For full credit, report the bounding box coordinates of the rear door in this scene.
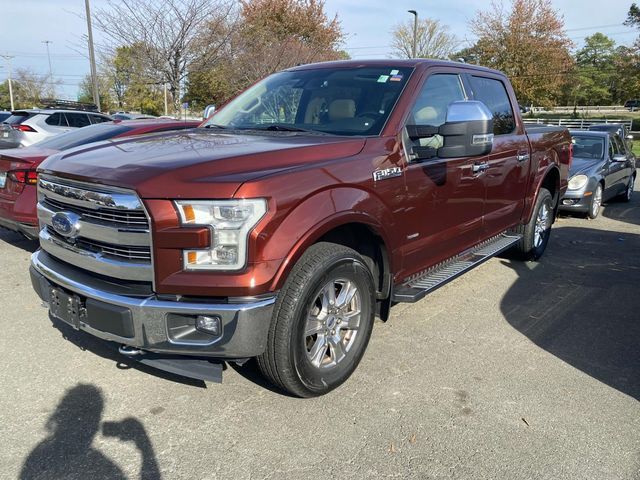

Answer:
[465,74,530,237]
[44,112,72,136]
[401,72,486,273]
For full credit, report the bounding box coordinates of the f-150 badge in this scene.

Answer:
[373,167,402,181]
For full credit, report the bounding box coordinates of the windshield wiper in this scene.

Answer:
[203,124,227,129]
[251,124,329,135]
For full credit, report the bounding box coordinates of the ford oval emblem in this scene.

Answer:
[51,211,81,238]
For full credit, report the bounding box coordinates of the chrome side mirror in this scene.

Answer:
[406,101,494,160]
[612,154,627,163]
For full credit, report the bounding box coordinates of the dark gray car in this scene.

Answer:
[560,131,636,218]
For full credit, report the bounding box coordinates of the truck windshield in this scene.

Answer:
[204,66,414,136]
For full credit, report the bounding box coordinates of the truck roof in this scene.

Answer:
[287,59,504,76]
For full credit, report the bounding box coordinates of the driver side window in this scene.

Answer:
[408,74,466,149]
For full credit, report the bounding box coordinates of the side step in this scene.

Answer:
[392,233,522,303]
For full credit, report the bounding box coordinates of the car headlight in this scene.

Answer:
[174,199,267,271]
[568,174,588,190]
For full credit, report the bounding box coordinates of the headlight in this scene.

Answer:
[174,199,267,271]
[568,174,588,190]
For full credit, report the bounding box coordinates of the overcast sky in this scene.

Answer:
[0,0,637,100]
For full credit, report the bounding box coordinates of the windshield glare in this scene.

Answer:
[205,66,413,136]
[572,136,604,159]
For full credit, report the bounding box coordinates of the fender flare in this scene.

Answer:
[263,188,394,291]
[524,163,561,223]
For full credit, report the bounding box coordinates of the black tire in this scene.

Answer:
[513,187,554,261]
[257,242,376,397]
[620,174,635,203]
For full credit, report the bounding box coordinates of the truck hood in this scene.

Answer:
[38,129,366,199]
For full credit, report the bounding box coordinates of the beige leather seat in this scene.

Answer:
[329,99,356,121]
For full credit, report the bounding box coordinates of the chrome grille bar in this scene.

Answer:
[36,175,153,283]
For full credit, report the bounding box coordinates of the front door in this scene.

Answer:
[400,73,485,277]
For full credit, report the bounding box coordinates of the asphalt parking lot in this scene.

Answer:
[1,186,638,480]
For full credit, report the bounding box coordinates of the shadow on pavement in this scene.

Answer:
[601,194,640,226]
[0,229,38,253]
[50,317,207,389]
[500,225,640,401]
[20,384,161,480]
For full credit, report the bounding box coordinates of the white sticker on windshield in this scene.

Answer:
[377,75,390,83]
[390,69,399,75]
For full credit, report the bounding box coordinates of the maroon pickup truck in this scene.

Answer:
[30,60,571,397]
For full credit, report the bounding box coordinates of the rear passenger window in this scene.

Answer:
[89,114,110,124]
[45,113,68,126]
[65,113,91,128]
[469,76,516,135]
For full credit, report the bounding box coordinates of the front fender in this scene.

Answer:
[260,187,395,291]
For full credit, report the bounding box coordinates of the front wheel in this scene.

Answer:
[257,242,376,397]
[588,183,603,219]
[513,187,554,260]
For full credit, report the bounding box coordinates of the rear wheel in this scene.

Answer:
[513,188,553,260]
[588,184,603,219]
[257,242,376,397]
[620,175,635,203]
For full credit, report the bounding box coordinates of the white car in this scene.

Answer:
[0,109,112,149]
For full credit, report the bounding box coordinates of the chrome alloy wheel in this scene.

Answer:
[304,278,361,369]
[534,201,551,248]
[627,177,634,201]
[591,185,603,218]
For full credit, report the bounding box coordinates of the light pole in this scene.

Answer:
[0,54,15,111]
[408,10,418,59]
[85,0,101,111]
[42,40,53,96]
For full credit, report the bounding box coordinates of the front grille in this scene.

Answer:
[37,175,153,283]
[46,227,151,262]
[43,197,149,226]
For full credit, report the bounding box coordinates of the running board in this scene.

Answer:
[392,233,522,303]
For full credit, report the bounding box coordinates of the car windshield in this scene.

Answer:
[572,135,604,159]
[204,66,414,136]
[34,123,133,151]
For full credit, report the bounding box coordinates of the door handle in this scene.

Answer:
[472,162,489,174]
[517,152,530,162]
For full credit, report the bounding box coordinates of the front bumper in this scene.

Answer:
[30,249,276,359]
[559,189,592,213]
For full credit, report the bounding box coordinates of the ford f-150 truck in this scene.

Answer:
[30,60,571,397]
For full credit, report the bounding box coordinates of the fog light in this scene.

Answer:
[195,315,221,336]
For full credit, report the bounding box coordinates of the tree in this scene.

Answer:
[185,0,346,107]
[464,0,573,108]
[233,0,345,83]
[1,69,58,109]
[572,33,617,105]
[94,0,235,113]
[625,3,640,27]
[390,18,457,59]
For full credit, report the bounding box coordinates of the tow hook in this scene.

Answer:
[119,345,144,356]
